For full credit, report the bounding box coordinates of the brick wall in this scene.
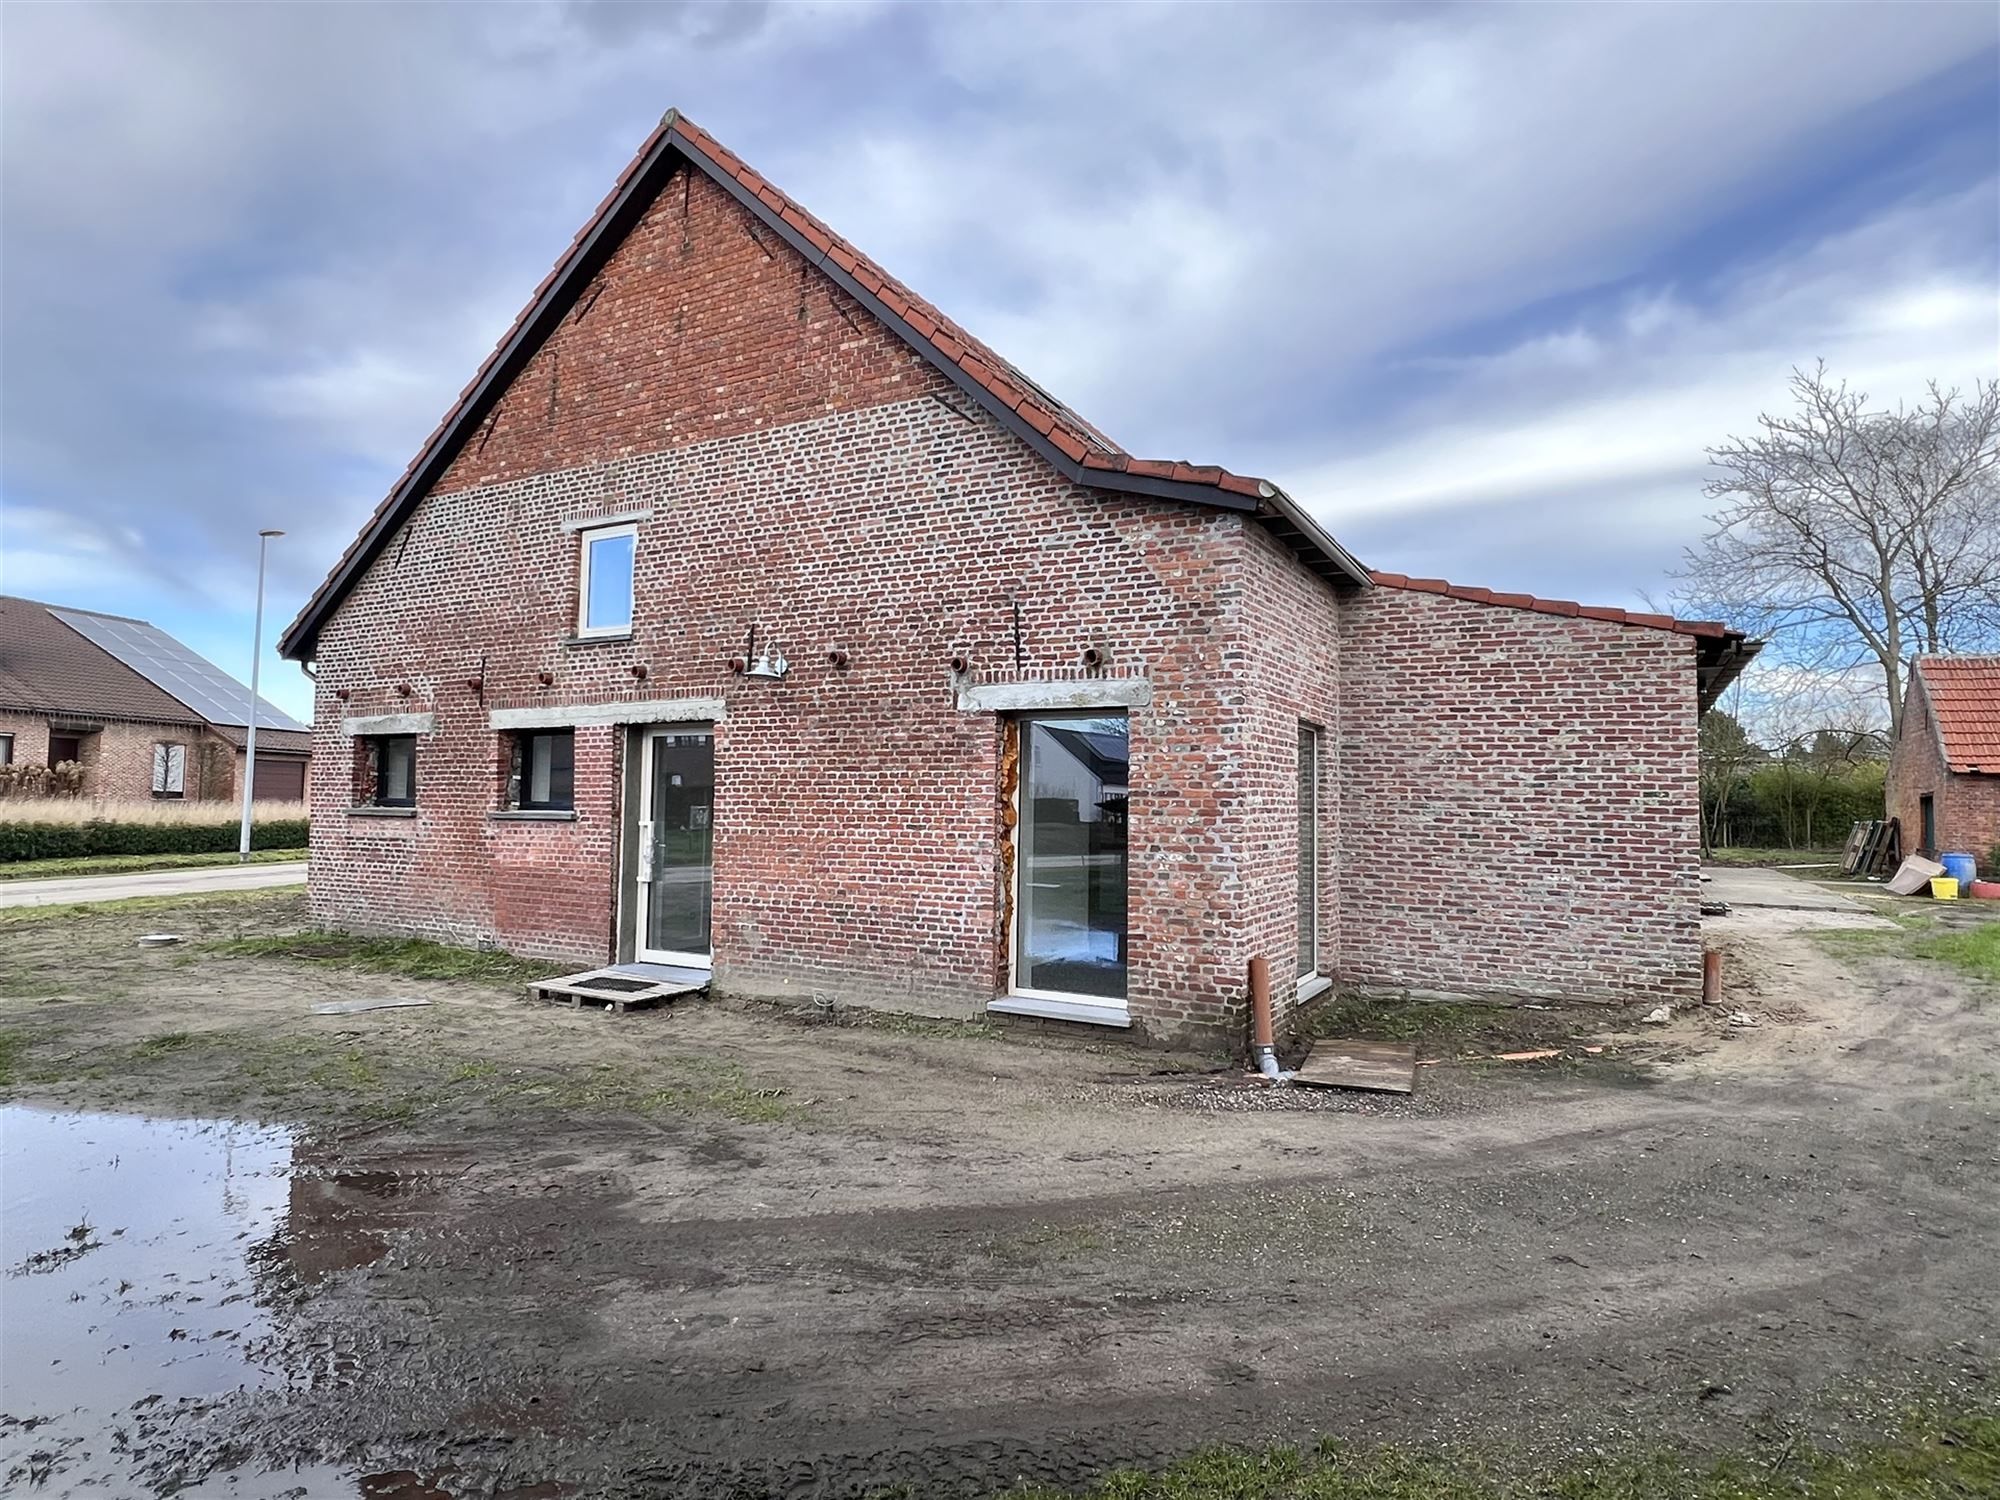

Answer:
[1236,525,1342,1035]
[1336,586,1703,1005]
[1888,680,2000,867]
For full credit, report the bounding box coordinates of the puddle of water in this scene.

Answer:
[1,1106,540,1497]
[2,1106,297,1417]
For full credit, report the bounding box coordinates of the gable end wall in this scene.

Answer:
[1335,588,1701,1005]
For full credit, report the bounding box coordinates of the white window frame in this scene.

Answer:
[0,733,12,765]
[576,522,638,638]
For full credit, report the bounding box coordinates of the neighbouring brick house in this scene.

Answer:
[0,595,311,803]
[278,112,1755,1043]
[1887,656,2000,868]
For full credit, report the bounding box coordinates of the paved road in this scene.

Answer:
[0,862,307,909]
[1700,862,1868,912]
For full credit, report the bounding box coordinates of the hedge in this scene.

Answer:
[0,818,310,863]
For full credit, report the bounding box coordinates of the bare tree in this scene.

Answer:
[1677,364,2000,738]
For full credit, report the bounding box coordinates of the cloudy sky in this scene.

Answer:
[3,2,1996,720]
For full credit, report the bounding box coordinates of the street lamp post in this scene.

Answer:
[239,528,285,863]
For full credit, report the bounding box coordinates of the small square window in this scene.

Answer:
[368,735,417,808]
[577,523,636,636]
[152,742,187,799]
[507,730,575,812]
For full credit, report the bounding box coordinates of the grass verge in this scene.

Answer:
[1702,846,1846,868]
[0,887,298,928]
[998,1405,1999,1499]
[204,931,562,985]
[0,848,307,881]
[1820,912,2000,989]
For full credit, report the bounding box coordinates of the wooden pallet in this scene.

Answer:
[529,967,708,1014]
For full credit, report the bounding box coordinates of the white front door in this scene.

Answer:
[634,727,714,968]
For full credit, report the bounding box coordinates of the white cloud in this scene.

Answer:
[1,0,1994,627]
[1298,181,2000,534]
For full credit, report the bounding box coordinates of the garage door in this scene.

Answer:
[253,757,307,802]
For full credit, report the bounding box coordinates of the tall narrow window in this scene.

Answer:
[508,730,575,812]
[1015,715,1130,1002]
[577,523,636,636]
[0,734,13,765]
[1298,724,1320,979]
[1920,793,1937,855]
[151,742,187,799]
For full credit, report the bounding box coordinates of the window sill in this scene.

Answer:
[1297,973,1333,1004]
[490,809,577,822]
[988,994,1132,1029]
[345,805,416,818]
[561,631,632,648]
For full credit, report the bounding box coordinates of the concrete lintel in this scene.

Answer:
[559,508,653,533]
[489,697,725,731]
[956,678,1152,714]
[340,712,436,737]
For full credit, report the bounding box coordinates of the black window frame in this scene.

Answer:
[369,734,418,808]
[508,729,576,812]
[151,741,188,800]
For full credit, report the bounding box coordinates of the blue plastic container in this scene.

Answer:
[1940,851,1977,889]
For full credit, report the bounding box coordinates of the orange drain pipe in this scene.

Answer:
[1249,955,1289,1081]
[1702,950,1722,1006]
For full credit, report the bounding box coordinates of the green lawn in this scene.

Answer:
[1001,1406,1999,1500]
[1819,912,2000,988]
[0,847,307,881]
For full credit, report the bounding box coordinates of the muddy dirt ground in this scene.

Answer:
[1,888,1996,1498]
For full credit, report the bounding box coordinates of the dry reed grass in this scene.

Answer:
[0,799,308,826]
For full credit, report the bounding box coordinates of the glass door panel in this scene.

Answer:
[641,730,713,963]
[1016,715,1129,1001]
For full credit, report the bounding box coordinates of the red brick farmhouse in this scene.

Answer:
[278,112,1755,1043]
[1887,656,2000,868]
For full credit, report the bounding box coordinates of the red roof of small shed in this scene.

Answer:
[1916,656,2000,773]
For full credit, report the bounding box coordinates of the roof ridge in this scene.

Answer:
[3,594,153,627]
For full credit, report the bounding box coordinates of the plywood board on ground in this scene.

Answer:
[1886,856,1946,896]
[1291,1039,1418,1094]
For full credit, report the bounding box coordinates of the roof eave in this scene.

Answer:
[1695,634,1761,714]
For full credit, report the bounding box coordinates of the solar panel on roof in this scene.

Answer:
[49,609,308,732]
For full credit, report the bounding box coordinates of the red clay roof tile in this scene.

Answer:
[1916,656,2000,772]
